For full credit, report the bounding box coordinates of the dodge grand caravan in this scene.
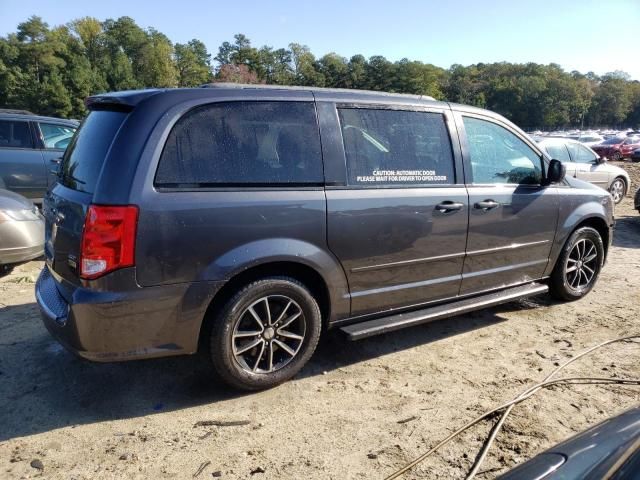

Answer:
[37,85,614,390]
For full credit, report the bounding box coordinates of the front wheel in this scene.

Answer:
[610,151,622,161]
[549,227,604,301]
[208,277,322,390]
[609,177,626,204]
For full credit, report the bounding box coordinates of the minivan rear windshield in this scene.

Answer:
[60,110,127,194]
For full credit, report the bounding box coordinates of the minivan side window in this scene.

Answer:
[337,108,455,186]
[155,102,323,187]
[567,142,597,164]
[0,120,33,149]
[544,143,571,163]
[39,123,77,150]
[463,116,543,185]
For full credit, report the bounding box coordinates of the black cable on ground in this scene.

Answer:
[384,335,640,480]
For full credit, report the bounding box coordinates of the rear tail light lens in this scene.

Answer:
[80,205,138,279]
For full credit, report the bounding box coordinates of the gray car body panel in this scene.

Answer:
[36,86,614,361]
[0,113,78,202]
[0,188,44,265]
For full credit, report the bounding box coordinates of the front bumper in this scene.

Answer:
[36,265,223,362]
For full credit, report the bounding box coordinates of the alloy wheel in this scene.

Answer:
[564,238,598,290]
[609,179,625,204]
[231,295,306,374]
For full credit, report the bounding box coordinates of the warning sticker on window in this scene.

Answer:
[356,170,448,183]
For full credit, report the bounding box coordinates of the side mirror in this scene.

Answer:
[596,156,605,164]
[545,159,566,185]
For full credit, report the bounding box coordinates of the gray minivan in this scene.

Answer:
[36,85,614,390]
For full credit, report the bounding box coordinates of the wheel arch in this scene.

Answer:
[197,259,347,353]
[610,175,628,195]
[574,217,610,255]
[545,212,611,277]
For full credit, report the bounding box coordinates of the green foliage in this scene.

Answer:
[1,16,639,129]
[175,40,212,86]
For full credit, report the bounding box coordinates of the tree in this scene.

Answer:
[317,52,348,88]
[137,29,178,87]
[69,17,103,67]
[216,63,260,84]
[175,39,212,86]
[588,72,632,127]
[346,55,367,89]
[365,55,395,91]
[289,43,324,86]
[1,17,638,129]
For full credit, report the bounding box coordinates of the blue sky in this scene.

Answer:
[1,0,638,79]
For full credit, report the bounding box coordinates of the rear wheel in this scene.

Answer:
[0,264,14,278]
[610,151,622,161]
[207,277,321,390]
[609,177,626,204]
[549,227,604,301]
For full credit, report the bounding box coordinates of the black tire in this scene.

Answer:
[0,264,14,278]
[608,177,627,204]
[208,277,321,390]
[549,226,604,301]
[611,151,622,161]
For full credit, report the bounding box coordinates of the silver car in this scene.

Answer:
[0,189,44,276]
[535,137,631,204]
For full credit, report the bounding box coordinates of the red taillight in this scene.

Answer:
[80,205,138,279]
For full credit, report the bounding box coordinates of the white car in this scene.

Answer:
[576,134,604,147]
[535,137,631,204]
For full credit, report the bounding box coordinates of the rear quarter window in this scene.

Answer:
[61,111,127,194]
[155,101,323,187]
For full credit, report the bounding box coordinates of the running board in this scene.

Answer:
[340,282,549,341]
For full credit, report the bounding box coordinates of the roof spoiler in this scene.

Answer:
[85,89,163,112]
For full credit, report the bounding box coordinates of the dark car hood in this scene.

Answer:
[500,407,640,479]
[0,188,35,211]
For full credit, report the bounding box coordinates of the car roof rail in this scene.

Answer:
[199,82,436,101]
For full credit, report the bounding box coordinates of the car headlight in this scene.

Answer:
[0,207,41,222]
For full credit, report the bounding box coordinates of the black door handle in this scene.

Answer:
[435,201,464,213]
[474,200,500,211]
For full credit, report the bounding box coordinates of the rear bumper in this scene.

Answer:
[36,265,223,362]
[0,244,43,265]
[0,219,44,265]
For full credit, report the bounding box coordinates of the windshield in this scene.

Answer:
[60,111,127,194]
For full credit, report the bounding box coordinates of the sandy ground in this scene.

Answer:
[1,163,639,479]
